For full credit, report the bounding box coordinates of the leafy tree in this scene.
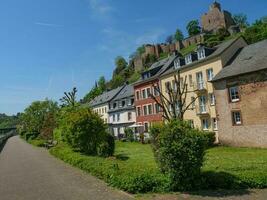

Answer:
[0,113,20,129]
[261,16,267,24]
[18,100,58,139]
[174,28,184,41]
[113,56,128,77]
[60,87,78,107]
[110,74,125,89]
[233,13,249,29]
[243,21,267,44]
[98,76,106,91]
[165,35,174,44]
[136,45,145,55]
[186,20,201,36]
[59,107,114,156]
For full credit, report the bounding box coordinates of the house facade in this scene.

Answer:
[212,39,267,147]
[89,86,124,124]
[133,55,177,133]
[108,84,136,138]
[159,37,247,140]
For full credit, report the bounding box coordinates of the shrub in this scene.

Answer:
[203,131,216,147]
[59,107,113,157]
[124,128,134,142]
[150,120,210,191]
[98,134,115,157]
[53,128,63,143]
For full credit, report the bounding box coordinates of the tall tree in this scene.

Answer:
[233,13,249,29]
[174,28,184,41]
[113,56,128,77]
[186,20,201,36]
[150,71,197,121]
[98,76,106,91]
[60,87,78,107]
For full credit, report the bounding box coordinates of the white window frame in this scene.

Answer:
[198,48,205,60]
[136,106,141,116]
[232,111,242,125]
[202,118,209,130]
[185,54,192,64]
[209,93,216,106]
[229,86,240,102]
[207,68,214,81]
[212,118,218,130]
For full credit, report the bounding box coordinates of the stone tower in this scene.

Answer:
[201,1,236,33]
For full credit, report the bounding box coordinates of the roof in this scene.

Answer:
[112,84,134,101]
[161,37,245,77]
[133,55,177,85]
[212,39,267,81]
[89,85,124,107]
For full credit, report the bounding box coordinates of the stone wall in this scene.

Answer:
[214,72,267,148]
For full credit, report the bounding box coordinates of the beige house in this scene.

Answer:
[212,39,267,147]
[159,37,247,140]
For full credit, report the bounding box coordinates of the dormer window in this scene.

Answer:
[113,102,117,109]
[185,54,192,64]
[143,72,150,79]
[174,59,180,69]
[197,48,206,60]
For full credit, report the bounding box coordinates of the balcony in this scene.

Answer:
[195,104,210,116]
[193,82,207,95]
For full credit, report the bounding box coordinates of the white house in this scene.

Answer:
[108,84,136,138]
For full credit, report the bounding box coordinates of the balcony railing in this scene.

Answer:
[195,104,210,116]
[193,82,207,94]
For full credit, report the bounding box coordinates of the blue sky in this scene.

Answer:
[0,0,266,115]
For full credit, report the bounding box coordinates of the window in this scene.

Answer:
[207,68,214,81]
[146,88,151,98]
[136,91,140,100]
[142,89,146,99]
[165,81,171,92]
[144,122,149,132]
[113,103,117,109]
[232,111,242,125]
[117,113,120,122]
[172,80,177,91]
[153,86,160,96]
[174,59,180,69]
[212,118,218,130]
[229,86,239,102]
[128,112,132,121]
[143,105,148,116]
[199,95,207,113]
[155,103,161,113]
[148,104,152,115]
[180,77,184,88]
[104,107,107,113]
[131,98,134,105]
[112,114,115,122]
[102,108,104,113]
[197,48,205,59]
[185,54,192,64]
[121,100,125,107]
[196,72,204,90]
[137,107,141,116]
[189,74,193,87]
[202,118,209,130]
[188,120,194,128]
[209,93,216,105]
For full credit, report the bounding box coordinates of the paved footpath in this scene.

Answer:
[0,136,133,200]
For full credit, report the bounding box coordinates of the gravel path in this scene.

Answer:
[0,136,133,200]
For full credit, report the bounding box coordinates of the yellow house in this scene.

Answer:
[159,37,247,140]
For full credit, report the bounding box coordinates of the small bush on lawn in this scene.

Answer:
[150,120,211,191]
[124,128,134,142]
[29,138,47,147]
[59,107,114,157]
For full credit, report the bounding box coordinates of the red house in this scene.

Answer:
[133,55,177,133]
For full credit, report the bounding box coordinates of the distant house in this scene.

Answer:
[89,86,125,124]
[108,84,136,138]
[212,39,267,148]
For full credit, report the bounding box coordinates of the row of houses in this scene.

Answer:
[89,37,267,148]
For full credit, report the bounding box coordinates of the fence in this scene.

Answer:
[0,129,17,146]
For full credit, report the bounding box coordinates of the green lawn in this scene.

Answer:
[50,141,267,193]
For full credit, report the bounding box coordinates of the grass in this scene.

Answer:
[49,141,267,193]
[180,43,197,56]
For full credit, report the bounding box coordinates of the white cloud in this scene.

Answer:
[35,22,63,27]
[87,0,114,20]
